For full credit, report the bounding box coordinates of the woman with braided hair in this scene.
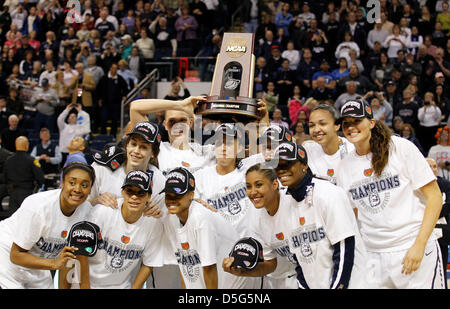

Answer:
[336,99,446,289]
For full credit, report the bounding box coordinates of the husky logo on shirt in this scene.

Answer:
[175,248,201,283]
[289,224,326,264]
[273,241,297,265]
[348,172,400,214]
[207,183,249,223]
[100,239,144,273]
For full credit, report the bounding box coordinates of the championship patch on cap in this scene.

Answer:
[274,142,308,164]
[337,99,373,123]
[67,221,102,257]
[160,167,195,195]
[92,142,125,171]
[121,170,153,193]
[128,121,161,144]
[229,237,264,270]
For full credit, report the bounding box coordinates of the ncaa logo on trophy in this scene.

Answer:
[197,33,260,124]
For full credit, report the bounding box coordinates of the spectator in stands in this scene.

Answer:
[85,55,105,89]
[273,58,295,114]
[6,87,23,122]
[1,114,26,152]
[18,49,33,77]
[164,76,191,101]
[296,47,319,96]
[0,96,12,131]
[22,59,42,88]
[371,51,394,91]
[57,103,91,165]
[334,80,360,112]
[190,0,208,37]
[39,60,56,86]
[367,20,389,51]
[257,29,276,60]
[253,56,270,100]
[338,10,366,55]
[435,83,450,120]
[175,5,198,57]
[99,42,121,73]
[126,46,145,81]
[30,127,62,177]
[21,5,41,36]
[270,108,289,130]
[149,14,177,60]
[428,126,450,181]
[69,62,96,118]
[369,92,393,127]
[263,80,278,113]
[98,63,128,136]
[335,30,360,66]
[297,2,315,27]
[418,92,442,154]
[348,48,364,73]
[75,42,92,69]
[383,24,407,61]
[307,76,334,103]
[52,70,71,106]
[255,13,277,45]
[331,57,349,82]
[338,64,374,95]
[118,59,138,91]
[95,10,116,39]
[275,2,293,36]
[400,123,425,155]
[15,34,34,62]
[395,87,420,130]
[31,78,60,132]
[281,40,300,71]
[135,29,154,61]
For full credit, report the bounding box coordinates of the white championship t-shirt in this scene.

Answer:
[427,144,450,180]
[251,190,298,283]
[87,200,165,289]
[0,189,92,288]
[336,135,437,252]
[162,201,247,289]
[157,141,216,176]
[282,179,370,289]
[302,138,354,184]
[89,163,166,210]
[193,154,265,238]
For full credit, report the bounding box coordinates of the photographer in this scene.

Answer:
[57,103,91,166]
[30,78,60,133]
[69,62,96,119]
[418,92,442,154]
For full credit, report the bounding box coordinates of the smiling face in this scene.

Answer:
[126,134,154,170]
[341,117,376,148]
[275,160,307,189]
[165,191,194,222]
[308,109,340,146]
[246,170,279,210]
[121,185,150,216]
[60,169,93,213]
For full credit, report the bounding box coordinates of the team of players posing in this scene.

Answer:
[0,95,446,289]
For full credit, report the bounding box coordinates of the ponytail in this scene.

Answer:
[369,121,392,177]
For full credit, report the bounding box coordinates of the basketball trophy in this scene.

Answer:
[197,33,260,123]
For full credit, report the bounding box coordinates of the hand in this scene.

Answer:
[256,98,268,120]
[52,246,78,270]
[96,192,118,208]
[179,95,207,117]
[194,198,218,212]
[222,257,243,276]
[143,200,163,218]
[401,242,426,275]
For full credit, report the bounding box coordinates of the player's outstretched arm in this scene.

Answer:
[128,96,206,134]
[10,243,77,271]
[222,257,277,277]
[402,180,443,275]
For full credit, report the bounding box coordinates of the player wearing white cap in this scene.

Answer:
[272,142,370,289]
[0,162,95,289]
[161,167,247,289]
[303,104,354,184]
[74,170,164,289]
[336,99,446,288]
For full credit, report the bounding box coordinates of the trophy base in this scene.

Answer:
[197,96,260,123]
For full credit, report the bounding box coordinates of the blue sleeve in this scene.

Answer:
[293,255,309,289]
[330,236,355,289]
